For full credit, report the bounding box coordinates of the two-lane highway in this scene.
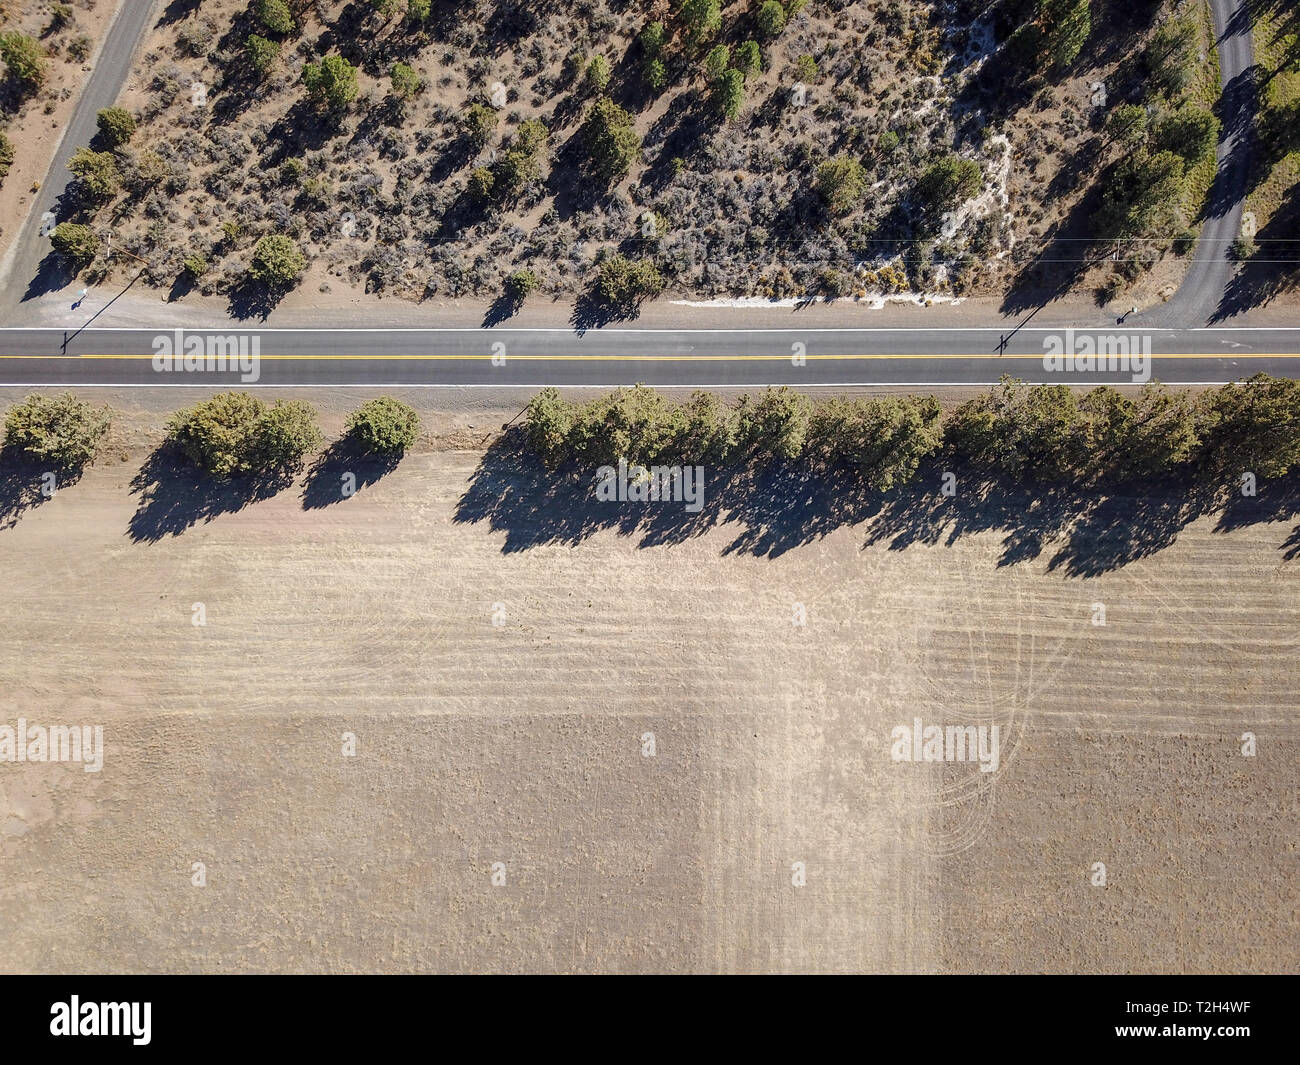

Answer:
[0,326,1296,387]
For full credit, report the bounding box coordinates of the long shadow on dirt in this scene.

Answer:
[0,448,86,530]
[127,446,294,543]
[454,429,1298,575]
[300,438,402,509]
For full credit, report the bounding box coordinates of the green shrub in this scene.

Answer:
[1093,149,1186,239]
[586,54,610,91]
[1078,383,1200,480]
[580,98,641,183]
[50,222,100,267]
[346,397,420,456]
[68,148,119,201]
[816,155,866,216]
[914,154,982,217]
[167,392,320,477]
[506,268,539,302]
[1197,374,1300,479]
[757,1,787,38]
[249,234,305,287]
[462,102,499,147]
[640,21,667,57]
[303,54,358,112]
[713,68,745,119]
[96,107,136,147]
[467,166,495,202]
[680,0,722,47]
[1151,106,1219,165]
[0,131,13,184]
[704,45,730,81]
[594,254,664,305]
[735,41,763,79]
[946,378,1082,481]
[568,385,676,467]
[1012,0,1091,73]
[4,392,110,469]
[254,0,295,36]
[390,61,421,99]
[1107,103,1147,145]
[1230,235,1257,260]
[247,33,280,75]
[808,395,943,489]
[524,387,574,467]
[644,57,667,92]
[1041,0,1090,70]
[0,32,46,92]
[734,386,811,460]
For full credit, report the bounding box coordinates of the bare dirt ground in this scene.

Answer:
[0,0,117,262]
[0,424,1296,973]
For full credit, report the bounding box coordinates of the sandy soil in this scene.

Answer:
[0,0,118,262]
[0,430,1295,973]
[0,281,1201,331]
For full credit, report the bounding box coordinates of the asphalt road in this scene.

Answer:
[0,0,1281,391]
[0,326,1295,387]
[1154,0,1256,327]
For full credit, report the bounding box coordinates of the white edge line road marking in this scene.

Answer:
[0,381,1256,389]
[4,326,1298,334]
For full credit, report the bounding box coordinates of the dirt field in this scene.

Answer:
[0,422,1296,973]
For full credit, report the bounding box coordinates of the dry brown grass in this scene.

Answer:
[0,430,1295,972]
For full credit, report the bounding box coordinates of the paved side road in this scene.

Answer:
[1154,0,1256,326]
[0,0,158,316]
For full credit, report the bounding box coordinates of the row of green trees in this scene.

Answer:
[1093,16,1218,250]
[526,377,1300,487]
[2,393,421,476]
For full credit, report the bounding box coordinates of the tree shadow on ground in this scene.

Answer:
[166,270,198,302]
[454,431,1298,574]
[998,164,1111,318]
[127,446,294,543]
[1216,468,1300,562]
[1214,468,1300,549]
[18,249,76,304]
[261,98,350,154]
[570,290,647,332]
[226,277,292,321]
[300,438,401,509]
[156,0,202,27]
[481,292,522,327]
[425,134,474,185]
[1214,174,1300,320]
[0,448,85,530]
[1202,65,1260,225]
[846,462,1220,578]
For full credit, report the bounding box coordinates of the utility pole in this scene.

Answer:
[61,238,152,354]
